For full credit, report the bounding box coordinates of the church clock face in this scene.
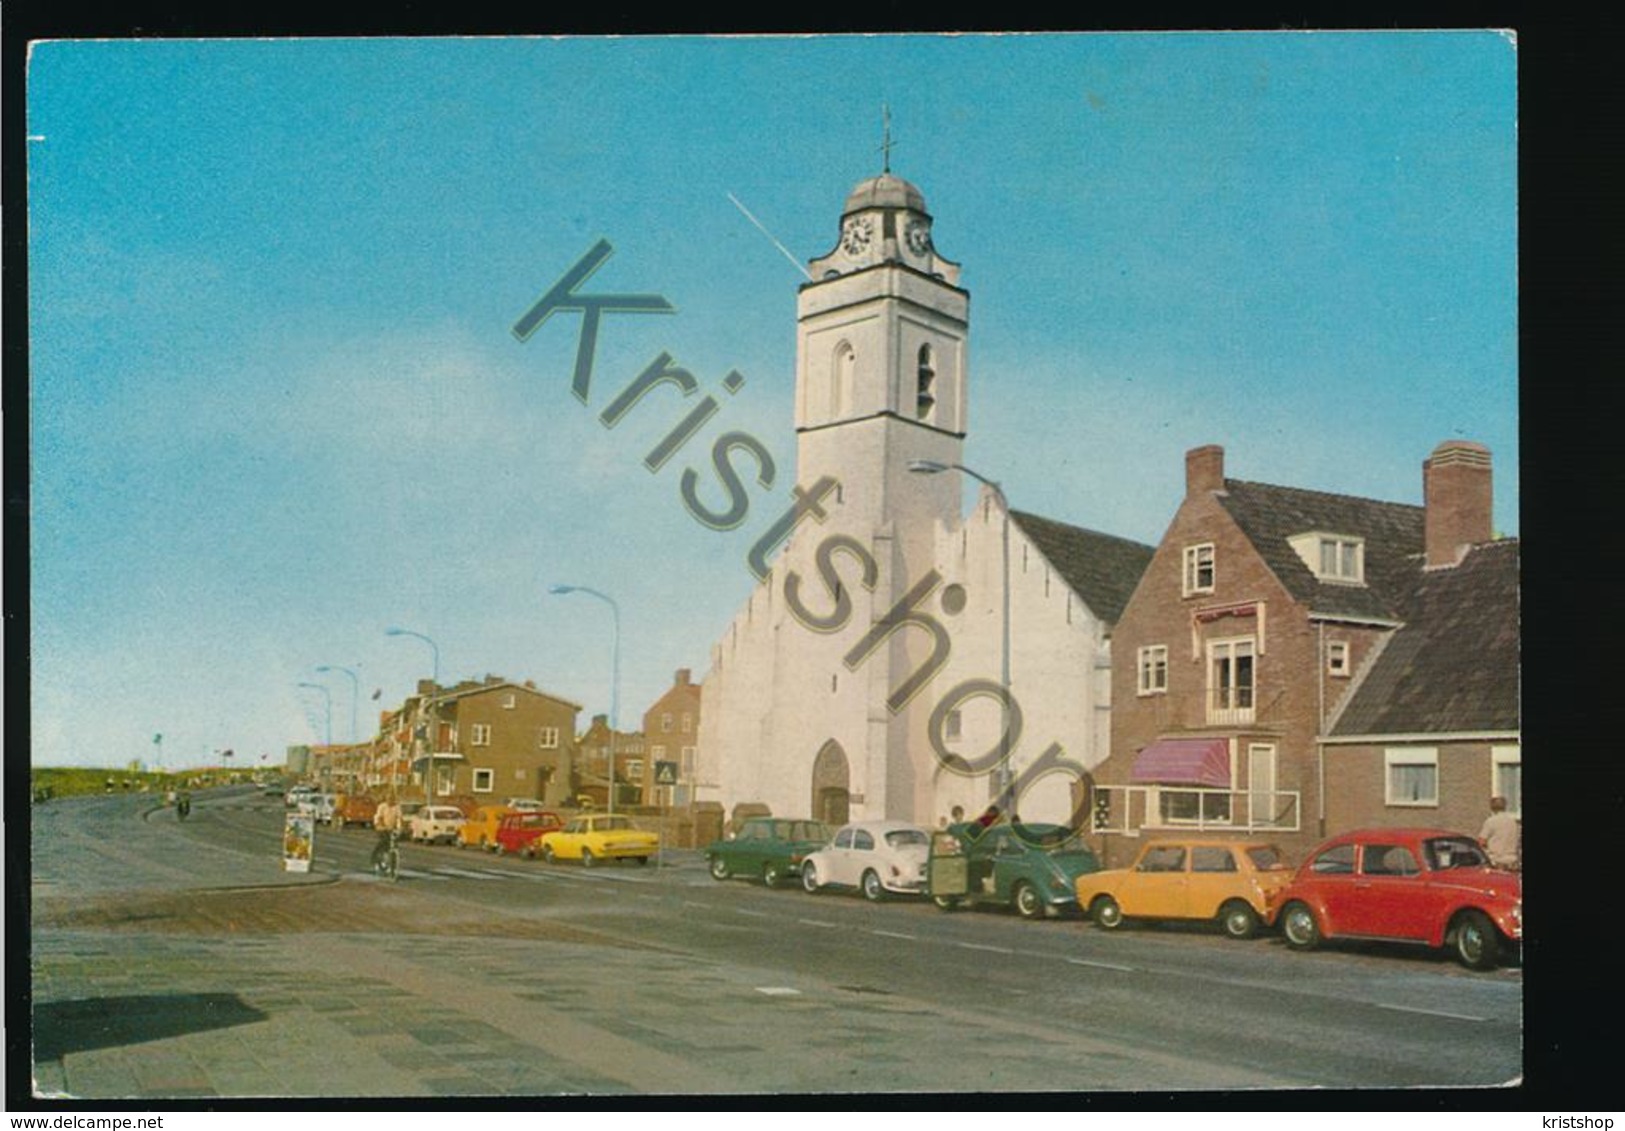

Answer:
[842,216,874,255]
[905,218,932,256]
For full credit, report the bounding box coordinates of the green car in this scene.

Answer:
[705,817,834,888]
[928,822,1101,919]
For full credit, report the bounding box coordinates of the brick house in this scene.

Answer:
[575,714,645,809]
[1093,440,1518,868]
[640,668,702,807]
[370,676,581,806]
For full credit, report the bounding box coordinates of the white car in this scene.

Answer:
[505,798,547,813]
[303,793,339,824]
[408,805,467,845]
[284,785,317,808]
[800,820,931,901]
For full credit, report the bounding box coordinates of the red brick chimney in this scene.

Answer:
[675,668,692,686]
[1423,440,1493,568]
[1186,445,1225,498]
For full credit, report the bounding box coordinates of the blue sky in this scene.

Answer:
[27,32,1517,769]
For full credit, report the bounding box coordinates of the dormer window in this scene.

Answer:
[1289,532,1365,584]
[915,345,936,419]
[1183,544,1215,596]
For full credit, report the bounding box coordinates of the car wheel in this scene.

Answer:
[1281,902,1321,951]
[861,870,886,903]
[334,816,346,830]
[709,857,733,881]
[762,863,783,889]
[542,845,556,865]
[492,842,505,856]
[1092,895,1125,931]
[1451,909,1501,971]
[634,856,649,866]
[932,896,962,911]
[1013,882,1044,920]
[1219,900,1260,940]
[581,848,597,868]
[801,863,821,894]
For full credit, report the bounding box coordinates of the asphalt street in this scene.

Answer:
[24,786,1524,1101]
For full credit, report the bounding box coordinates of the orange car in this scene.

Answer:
[456,804,514,851]
[1075,839,1294,939]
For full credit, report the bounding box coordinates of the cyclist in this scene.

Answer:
[176,791,192,820]
[371,795,402,875]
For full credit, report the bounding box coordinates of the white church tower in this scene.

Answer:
[697,162,1151,830]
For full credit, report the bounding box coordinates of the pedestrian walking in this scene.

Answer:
[1477,796,1520,871]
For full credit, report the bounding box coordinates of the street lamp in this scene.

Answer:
[550,584,621,815]
[315,664,361,744]
[385,626,442,805]
[908,458,1014,811]
[297,683,333,784]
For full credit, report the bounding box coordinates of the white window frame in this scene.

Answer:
[1327,640,1350,677]
[1183,543,1216,596]
[472,768,495,793]
[470,723,492,747]
[538,726,560,750]
[1206,636,1256,725]
[681,713,693,733]
[1137,644,1169,695]
[680,746,696,774]
[1384,747,1439,807]
[1317,536,1364,583]
[502,693,516,709]
[662,712,673,733]
[1492,744,1521,817]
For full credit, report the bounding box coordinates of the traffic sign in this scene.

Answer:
[654,760,678,786]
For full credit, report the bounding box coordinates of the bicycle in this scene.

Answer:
[373,828,400,881]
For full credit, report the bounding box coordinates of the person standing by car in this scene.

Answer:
[372,796,401,870]
[1477,796,1520,871]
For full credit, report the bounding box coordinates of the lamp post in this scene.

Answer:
[297,682,333,786]
[385,627,441,805]
[908,458,1014,811]
[315,664,361,744]
[550,584,621,815]
[316,664,361,791]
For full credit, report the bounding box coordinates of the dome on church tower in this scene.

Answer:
[843,172,927,216]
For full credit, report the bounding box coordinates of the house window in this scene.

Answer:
[1137,645,1169,695]
[502,693,516,709]
[1385,748,1439,807]
[472,769,494,793]
[916,344,936,420]
[1159,788,1231,825]
[471,723,492,747]
[1206,637,1255,724]
[1318,537,1364,583]
[662,713,673,733]
[1327,641,1350,677]
[627,759,644,781]
[538,727,560,749]
[681,713,693,733]
[1183,544,1215,596]
[651,744,666,762]
[1492,745,1521,816]
[680,746,695,774]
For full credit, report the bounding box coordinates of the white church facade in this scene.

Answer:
[694,170,1152,829]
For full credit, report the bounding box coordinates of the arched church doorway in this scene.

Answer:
[811,740,850,826]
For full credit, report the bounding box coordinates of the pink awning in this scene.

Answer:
[1130,738,1231,788]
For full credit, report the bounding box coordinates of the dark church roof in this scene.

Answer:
[1010,510,1155,629]
[1329,538,1521,736]
[1217,479,1425,623]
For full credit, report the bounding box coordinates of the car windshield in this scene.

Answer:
[1424,837,1489,871]
[1245,845,1288,871]
[885,829,928,849]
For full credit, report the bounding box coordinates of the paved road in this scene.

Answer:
[25,786,1523,1100]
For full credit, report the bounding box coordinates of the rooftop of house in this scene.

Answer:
[1009,509,1155,629]
[1216,479,1426,623]
[1329,537,1520,737]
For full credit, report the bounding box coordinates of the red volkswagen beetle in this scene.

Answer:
[1267,828,1521,970]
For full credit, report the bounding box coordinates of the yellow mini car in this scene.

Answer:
[1075,839,1294,939]
[536,814,659,867]
[457,804,513,851]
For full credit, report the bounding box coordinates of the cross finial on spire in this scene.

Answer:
[879,103,897,174]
